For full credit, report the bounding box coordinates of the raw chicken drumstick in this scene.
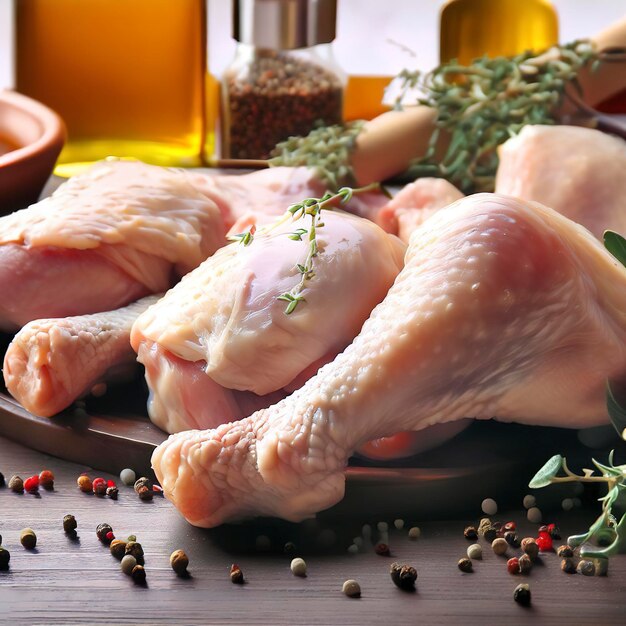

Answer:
[3,295,160,417]
[153,194,626,526]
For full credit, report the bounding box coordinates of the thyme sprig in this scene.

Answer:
[396,40,605,193]
[227,224,256,247]
[276,183,381,314]
[529,452,626,558]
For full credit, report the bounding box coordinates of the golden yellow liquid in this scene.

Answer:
[344,76,392,121]
[16,0,208,174]
[440,0,558,65]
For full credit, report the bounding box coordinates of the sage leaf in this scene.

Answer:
[529,454,564,489]
[604,230,626,268]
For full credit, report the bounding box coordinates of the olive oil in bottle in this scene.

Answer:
[440,0,559,65]
[16,0,208,176]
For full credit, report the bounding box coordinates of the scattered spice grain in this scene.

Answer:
[9,475,23,493]
[230,564,244,584]
[408,526,421,540]
[523,494,536,509]
[77,475,92,493]
[63,514,77,533]
[38,470,54,490]
[110,540,127,560]
[483,527,498,543]
[561,558,577,574]
[131,564,146,584]
[513,583,531,606]
[290,557,307,577]
[492,538,508,556]
[518,554,532,574]
[477,518,492,536]
[521,538,539,561]
[389,562,417,591]
[24,475,39,493]
[467,544,482,560]
[458,558,473,573]
[136,486,153,501]
[121,555,137,576]
[394,519,405,530]
[342,579,361,598]
[557,545,574,558]
[92,477,107,496]
[507,557,520,575]
[375,542,390,556]
[106,486,119,500]
[504,531,519,547]
[20,528,37,549]
[481,498,498,515]
[96,523,113,543]
[125,541,144,564]
[577,560,595,576]
[170,550,189,576]
[527,507,542,524]
[0,547,10,570]
[120,468,136,486]
[0,471,4,487]
[464,526,478,540]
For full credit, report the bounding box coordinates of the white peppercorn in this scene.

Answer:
[408,526,421,540]
[121,554,137,576]
[342,579,361,598]
[290,557,307,577]
[481,498,498,515]
[467,544,482,560]
[527,507,543,524]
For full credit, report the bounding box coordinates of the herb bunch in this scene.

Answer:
[529,452,626,558]
[397,40,603,193]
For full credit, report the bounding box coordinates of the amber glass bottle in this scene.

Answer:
[440,0,558,65]
[16,0,208,175]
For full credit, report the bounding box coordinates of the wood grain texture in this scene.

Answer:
[1,435,626,625]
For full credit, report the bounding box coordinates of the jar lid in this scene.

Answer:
[233,0,337,49]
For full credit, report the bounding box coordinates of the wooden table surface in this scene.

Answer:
[1,434,625,625]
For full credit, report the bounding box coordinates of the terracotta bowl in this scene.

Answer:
[0,90,66,214]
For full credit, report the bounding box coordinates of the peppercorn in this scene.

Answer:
[120,468,136,486]
[96,523,113,543]
[577,560,595,576]
[477,518,492,536]
[106,486,119,500]
[374,542,390,556]
[483,527,498,543]
[342,579,361,598]
[134,477,152,493]
[230,563,244,584]
[283,541,296,554]
[0,471,4,487]
[504,531,519,547]
[290,557,307,577]
[458,558,473,573]
[561,557,577,574]
[546,523,561,540]
[464,526,478,540]
[557,545,574,558]
[63,514,77,533]
[131,564,146,584]
[77,475,92,493]
[38,470,54,490]
[527,507,542,524]
[125,541,144,565]
[110,540,127,560]
[390,562,417,591]
[137,485,153,502]
[92,477,107,496]
[23,475,39,494]
[127,535,137,543]
[503,521,516,533]
[467,543,482,560]
[536,532,553,552]
[513,583,531,606]
[0,547,10,570]
[507,557,520,575]
[481,498,498,515]
[121,554,137,576]
[394,519,405,530]
[521,538,539,561]
[9,475,24,493]
[408,526,421,540]
[518,554,532,574]
[492,537,508,556]
[20,528,37,549]
[523,494,536,509]
[170,549,189,576]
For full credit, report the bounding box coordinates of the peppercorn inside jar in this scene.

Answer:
[222,0,345,160]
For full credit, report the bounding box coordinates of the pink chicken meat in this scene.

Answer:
[152,194,626,526]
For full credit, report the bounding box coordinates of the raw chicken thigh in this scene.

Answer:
[152,194,626,526]
[0,161,225,330]
[3,295,160,417]
[496,125,626,239]
[131,210,405,433]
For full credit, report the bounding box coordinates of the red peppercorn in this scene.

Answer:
[536,532,553,552]
[106,531,115,542]
[92,477,107,496]
[107,479,116,488]
[24,475,39,493]
[507,557,520,575]
[38,470,54,490]
[503,521,516,533]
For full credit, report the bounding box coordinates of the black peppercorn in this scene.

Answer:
[110,540,127,560]
[106,486,119,500]
[0,471,5,487]
[561,557,577,574]
[230,563,244,584]
[390,562,417,591]
[63,514,77,533]
[483,527,498,543]
[131,564,146,584]
[125,541,145,565]
[513,583,531,606]
[170,549,189,576]
[504,531,519,547]
[458,557,473,573]
[96,523,113,543]
[374,542,390,556]
[0,547,9,570]
[137,485,153,502]
[557,545,574,558]
[464,526,478,540]
[134,477,152,493]
[20,528,37,550]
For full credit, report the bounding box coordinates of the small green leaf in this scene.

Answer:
[592,457,623,477]
[603,230,626,268]
[606,381,626,440]
[529,454,564,488]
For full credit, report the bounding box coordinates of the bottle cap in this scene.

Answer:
[233,0,337,49]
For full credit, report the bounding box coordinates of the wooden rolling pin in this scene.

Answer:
[351,15,626,186]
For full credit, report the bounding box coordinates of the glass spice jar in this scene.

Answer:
[222,0,345,160]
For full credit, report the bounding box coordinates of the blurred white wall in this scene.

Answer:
[1,1,624,90]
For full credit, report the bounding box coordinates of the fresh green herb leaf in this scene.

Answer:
[604,230,626,268]
[529,454,564,488]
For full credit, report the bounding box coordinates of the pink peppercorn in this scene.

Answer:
[107,479,116,488]
[106,531,115,542]
[507,557,520,575]
[536,532,553,552]
[92,477,107,496]
[24,475,39,493]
